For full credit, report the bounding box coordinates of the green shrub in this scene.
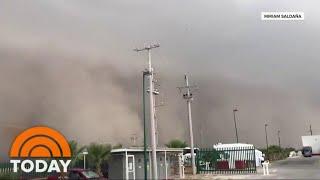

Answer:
[260,145,295,161]
[165,139,188,148]
[0,172,19,180]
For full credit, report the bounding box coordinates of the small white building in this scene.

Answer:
[109,147,184,180]
[213,143,264,167]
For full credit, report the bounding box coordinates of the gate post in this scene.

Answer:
[178,153,185,178]
[262,161,269,175]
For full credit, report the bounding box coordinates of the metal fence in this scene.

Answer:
[196,147,257,174]
[0,162,55,179]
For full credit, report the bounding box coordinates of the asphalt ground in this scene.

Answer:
[181,156,320,179]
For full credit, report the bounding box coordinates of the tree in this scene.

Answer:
[86,143,112,175]
[259,145,296,161]
[69,140,86,167]
[165,139,188,148]
[112,143,123,149]
[200,149,221,167]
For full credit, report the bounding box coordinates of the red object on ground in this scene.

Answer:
[217,161,229,169]
[47,168,106,180]
[235,160,246,169]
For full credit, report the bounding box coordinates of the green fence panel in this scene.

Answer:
[196,146,257,174]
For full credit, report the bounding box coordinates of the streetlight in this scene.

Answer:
[82,150,88,169]
[264,124,269,160]
[233,106,239,143]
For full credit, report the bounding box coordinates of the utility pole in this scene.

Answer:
[199,127,204,147]
[178,74,197,175]
[150,79,163,146]
[264,124,269,160]
[130,134,138,146]
[142,71,148,180]
[154,97,165,146]
[277,130,281,148]
[135,43,160,179]
[233,106,239,143]
[309,124,313,136]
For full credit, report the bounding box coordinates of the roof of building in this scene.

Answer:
[111,147,184,153]
[213,143,254,148]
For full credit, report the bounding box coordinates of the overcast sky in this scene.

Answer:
[1,1,320,157]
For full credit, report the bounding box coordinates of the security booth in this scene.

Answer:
[108,148,184,180]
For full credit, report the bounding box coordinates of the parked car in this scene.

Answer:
[301,135,320,156]
[47,168,106,180]
[302,146,312,157]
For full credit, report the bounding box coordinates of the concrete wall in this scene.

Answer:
[109,154,124,179]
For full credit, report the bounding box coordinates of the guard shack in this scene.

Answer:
[109,148,183,180]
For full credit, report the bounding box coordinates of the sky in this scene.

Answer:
[1,0,320,158]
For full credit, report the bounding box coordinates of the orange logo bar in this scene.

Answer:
[9,126,71,158]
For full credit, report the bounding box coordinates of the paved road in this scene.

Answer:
[185,156,320,179]
[265,156,320,179]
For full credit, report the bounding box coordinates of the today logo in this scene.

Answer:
[9,126,72,173]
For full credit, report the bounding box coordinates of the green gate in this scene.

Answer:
[196,146,257,174]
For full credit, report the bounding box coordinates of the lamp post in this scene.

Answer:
[82,151,88,169]
[233,107,239,143]
[264,124,269,160]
